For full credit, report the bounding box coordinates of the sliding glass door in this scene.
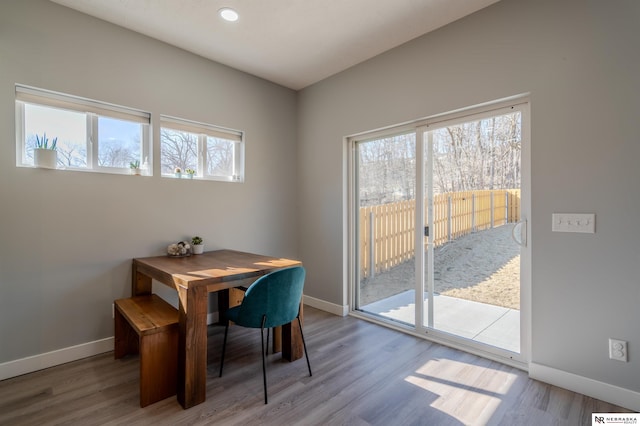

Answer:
[352,100,529,365]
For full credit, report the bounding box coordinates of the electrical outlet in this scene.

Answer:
[609,338,628,362]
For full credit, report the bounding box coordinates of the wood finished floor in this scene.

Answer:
[0,307,630,426]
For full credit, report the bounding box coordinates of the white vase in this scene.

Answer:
[34,149,57,169]
[192,244,204,254]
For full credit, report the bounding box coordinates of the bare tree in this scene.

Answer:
[207,138,234,176]
[358,133,416,206]
[432,112,521,194]
[98,145,136,168]
[55,143,87,168]
[358,111,521,206]
[161,129,197,173]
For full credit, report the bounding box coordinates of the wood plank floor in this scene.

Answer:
[0,307,630,425]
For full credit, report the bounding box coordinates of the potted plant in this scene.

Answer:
[129,160,141,175]
[185,168,196,179]
[191,236,204,254]
[174,167,182,178]
[34,133,58,169]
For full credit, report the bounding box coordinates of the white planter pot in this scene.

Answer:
[34,149,57,169]
[192,244,204,254]
[130,168,142,175]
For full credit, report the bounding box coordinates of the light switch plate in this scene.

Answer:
[552,213,595,233]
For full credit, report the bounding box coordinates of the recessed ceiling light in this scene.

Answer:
[219,7,239,22]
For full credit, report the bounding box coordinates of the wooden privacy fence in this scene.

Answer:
[359,189,520,278]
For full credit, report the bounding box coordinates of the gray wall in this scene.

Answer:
[298,0,639,397]
[2,0,639,407]
[0,0,298,362]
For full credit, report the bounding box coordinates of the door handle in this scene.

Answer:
[511,219,527,247]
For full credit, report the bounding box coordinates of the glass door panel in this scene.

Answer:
[423,110,522,354]
[355,132,417,326]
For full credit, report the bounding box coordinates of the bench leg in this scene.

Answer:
[139,326,179,407]
[114,308,138,359]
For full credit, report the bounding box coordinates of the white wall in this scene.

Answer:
[298,0,640,408]
[0,1,298,364]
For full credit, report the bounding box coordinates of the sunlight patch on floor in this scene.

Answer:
[404,358,519,424]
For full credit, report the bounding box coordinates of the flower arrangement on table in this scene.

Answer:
[167,241,191,257]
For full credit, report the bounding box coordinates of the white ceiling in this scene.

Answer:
[50,0,500,90]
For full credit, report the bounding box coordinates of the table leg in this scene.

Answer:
[282,301,304,361]
[132,261,152,296]
[176,285,208,409]
[272,326,282,353]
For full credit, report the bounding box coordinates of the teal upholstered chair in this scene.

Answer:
[219,266,312,404]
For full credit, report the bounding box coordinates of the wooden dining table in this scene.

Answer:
[132,249,303,409]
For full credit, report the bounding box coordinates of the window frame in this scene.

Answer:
[15,84,151,175]
[160,115,244,182]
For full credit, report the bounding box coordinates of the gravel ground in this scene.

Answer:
[359,225,520,309]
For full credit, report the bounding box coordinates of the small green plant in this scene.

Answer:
[191,236,203,245]
[35,133,57,150]
[185,168,196,175]
[129,160,140,169]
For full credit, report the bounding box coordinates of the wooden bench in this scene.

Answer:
[114,294,179,407]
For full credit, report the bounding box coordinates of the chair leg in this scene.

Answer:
[219,322,229,377]
[260,315,268,404]
[297,316,312,377]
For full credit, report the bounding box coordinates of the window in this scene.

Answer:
[15,85,151,174]
[160,115,244,182]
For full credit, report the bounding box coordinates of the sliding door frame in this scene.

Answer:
[347,95,530,370]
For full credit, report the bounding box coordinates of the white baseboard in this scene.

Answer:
[0,337,114,381]
[208,312,219,325]
[529,362,640,412]
[303,295,348,316]
[0,310,256,382]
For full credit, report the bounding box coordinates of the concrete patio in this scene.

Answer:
[361,290,520,353]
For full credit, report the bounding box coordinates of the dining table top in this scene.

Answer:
[133,249,302,291]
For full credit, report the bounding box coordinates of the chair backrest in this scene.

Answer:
[234,266,306,329]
